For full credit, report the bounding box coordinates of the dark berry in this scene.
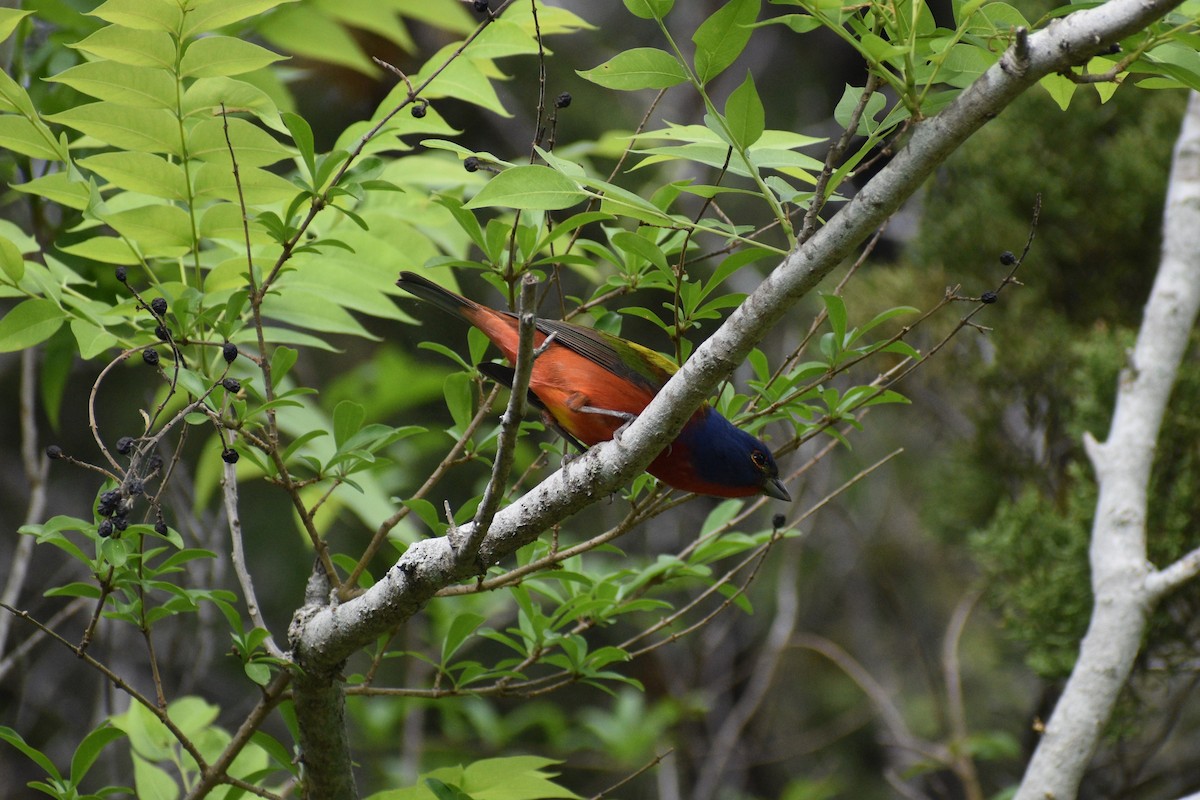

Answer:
[147,454,164,473]
[222,377,241,393]
[98,519,114,538]
[116,436,135,455]
[411,102,427,118]
[463,156,480,173]
[127,479,144,496]
[115,266,128,283]
[473,0,488,11]
[154,519,168,536]
[142,348,160,366]
[999,250,1016,265]
[150,297,168,316]
[46,445,63,460]
[113,515,129,532]
[155,325,169,341]
[772,513,786,530]
[981,290,998,304]
[99,488,121,507]
[555,92,572,109]
[222,342,238,363]
[221,448,239,464]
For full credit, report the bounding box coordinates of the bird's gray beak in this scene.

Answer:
[762,477,791,502]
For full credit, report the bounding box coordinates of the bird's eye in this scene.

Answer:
[751,450,766,468]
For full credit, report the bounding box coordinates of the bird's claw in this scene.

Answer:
[579,405,637,444]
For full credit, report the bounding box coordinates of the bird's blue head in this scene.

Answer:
[658,407,790,500]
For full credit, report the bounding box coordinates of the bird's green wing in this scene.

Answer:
[534,318,677,393]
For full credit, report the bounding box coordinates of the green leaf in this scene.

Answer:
[71,26,176,69]
[0,725,63,781]
[577,47,688,90]
[46,60,176,108]
[188,117,293,167]
[0,116,67,161]
[0,236,24,283]
[1039,72,1076,111]
[90,0,182,31]
[443,371,474,432]
[0,9,33,42]
[47,103,182,155]
[692,0,758,84]
[442,613,486,665]
[283,111,316,180]
[0,64,37,116]
[182,0,292,39]
[724,71,764,148]
[467,165,586,211]
[333,400,365,448]
[78,152,188,200]
[11,172,91,210]
[0,298,64,353]
[623,0,674,18]
[71,319,119,359]
[132,752,179,800]
[258,4,375,75]
[411,44,509,116]
[70,726,126,787]
[179,36,285,78]
[102,204,194,255]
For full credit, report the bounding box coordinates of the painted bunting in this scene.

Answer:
[397,271,790,501]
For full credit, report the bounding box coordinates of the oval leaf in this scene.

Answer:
[0,298,64,353]
[577,47,688,90]
[467,165,585,211]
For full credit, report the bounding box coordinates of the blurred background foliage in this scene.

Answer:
[1,1,1198,799]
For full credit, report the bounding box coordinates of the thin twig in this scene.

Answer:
[463,274,540,562]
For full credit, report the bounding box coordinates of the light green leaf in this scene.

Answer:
[258,4,375,75]
[70,25,176,69]
[182,76,285,132]
[132,753,179,800]
[103,205,195,254]
[577,47,688,90]
[0,116,66,161]
[1039,72,1076,110]
[0,9,33,42]
[11,172,93,210]
[0,66,37,116]
[413,44,509,116]
[461,19,539,60]
[47,103,182,155]
[182,0,294,39]
[0,237,24,283]
[467,165,585,211]
[333,400,365,448]
[0,299,64,353]
[59,236,142,265]
[724,70,764,148]
[90,0,182,31]
[261,288,381,338]
[192,162,297,205]
[78,152,188,200]
[188,117,293,167]
[179,36,286,78]
[70,319,119,359]
[46,60,176,108]
[692,0,758,84]
[623,0,674,19]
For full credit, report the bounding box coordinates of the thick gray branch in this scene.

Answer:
[288,4,1188,795]
[1015,89,1200,800]
[292,0,1185,675]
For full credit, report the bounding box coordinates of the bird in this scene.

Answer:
[396,271,790,501]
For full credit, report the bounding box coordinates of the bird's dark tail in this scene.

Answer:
[396,271,478,318]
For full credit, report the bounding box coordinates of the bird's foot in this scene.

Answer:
[580,405,637,444]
